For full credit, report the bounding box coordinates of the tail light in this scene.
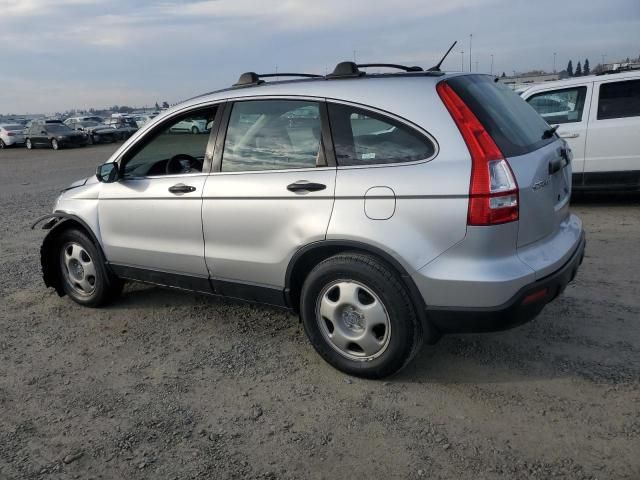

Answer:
[436,81,519,226]
[7,132,16,137]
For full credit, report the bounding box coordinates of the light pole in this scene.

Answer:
[490,54,494,75]
[601,54,606,68]
[469,34,473,73]
[460,50,465,71]
[553,52,557,73]
[474,60,479,72]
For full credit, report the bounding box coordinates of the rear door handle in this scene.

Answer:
[168,184,196,193]
[559,132,579,138]
[287,181,326,192]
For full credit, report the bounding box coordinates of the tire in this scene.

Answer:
[191,126,199,134]
[87,134,94,145]
[26,138,33,150]
[53,228,123,307]
[0,139,5,149]
[300,252,423,379]
[51,139,59,150]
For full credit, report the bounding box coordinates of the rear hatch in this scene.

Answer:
[447,75,571,247]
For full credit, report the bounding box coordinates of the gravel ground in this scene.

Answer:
[1,144,639,479]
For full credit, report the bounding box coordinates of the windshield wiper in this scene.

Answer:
[542,124,559,139]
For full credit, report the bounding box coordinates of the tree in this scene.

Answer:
[583,58,590,76]
[575,61,582,76]
[567,60,573,77]
[501,71,506,78]
[154,102,160,110]
[162,101,170,109]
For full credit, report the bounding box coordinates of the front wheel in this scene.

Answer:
[54,228,123,307]
[51,139,59,150]
[0,139,5,149]
[300,252,423,379]
[26,138,33,150]
[191,126,199,134]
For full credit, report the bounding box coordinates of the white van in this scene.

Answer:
[521,70,640,191]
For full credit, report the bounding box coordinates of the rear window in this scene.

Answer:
[447,75,554,157]
[2,125,23,130]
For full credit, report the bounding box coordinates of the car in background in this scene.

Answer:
[0,124,26,148]
[25,122,88,150]
[64,119,120,144]
[131,114,156,128]
[103,117,138,139]
[169,118,208,134]
[521,69,640,191]
[65,115,104,125]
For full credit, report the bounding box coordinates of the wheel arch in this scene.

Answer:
[285,240,439,342]
[35,213,109,297]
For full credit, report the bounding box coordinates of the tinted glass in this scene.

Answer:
[527,87,587,124]
[448,75,554,157]
[597,79,640,120]
[3,125,23,130]
[222,100,322,172]
[122,109,216,177]
[328,104,434,166]
[46,124,72,133]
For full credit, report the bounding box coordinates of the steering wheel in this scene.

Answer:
[165,154,203,175]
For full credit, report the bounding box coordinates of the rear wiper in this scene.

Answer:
[542,124,559,139]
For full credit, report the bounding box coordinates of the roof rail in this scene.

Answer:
[327,61,424,79]
[233,71,323,87]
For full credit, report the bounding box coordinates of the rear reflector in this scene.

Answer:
[522,288,548,305]
[436,81,519,226]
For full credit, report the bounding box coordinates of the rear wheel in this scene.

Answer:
[51,139,59,150]
[0,139,5,149]
[54,228,123,307]
[26,138,33,149]
[191,126,199,134]
[300,252,423,378]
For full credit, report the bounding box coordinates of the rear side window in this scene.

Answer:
[526,87,587,124]
[328,103,435,166]
[597,79,640,120]
[447,75,553,157]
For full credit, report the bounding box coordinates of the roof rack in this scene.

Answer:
[233,71,323,87]
[326,61,423,78]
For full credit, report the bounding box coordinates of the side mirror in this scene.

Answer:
[96,163,119,183]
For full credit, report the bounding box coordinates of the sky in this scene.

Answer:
[1,0,639,114]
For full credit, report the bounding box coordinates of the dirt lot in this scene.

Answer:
[1,144,639,479]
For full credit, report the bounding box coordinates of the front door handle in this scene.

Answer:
[168,183,196,194]
[287,181,326,192]
[559,132,580,139]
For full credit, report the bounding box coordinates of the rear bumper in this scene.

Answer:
[426,230,586,333]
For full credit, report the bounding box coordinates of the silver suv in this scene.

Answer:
[35,62,586,378]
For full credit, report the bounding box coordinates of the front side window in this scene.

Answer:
[221,100,322,172]
[121,108,216,178]
[597,79,640,120]
[327,103,435,166]
[527,86,587,124]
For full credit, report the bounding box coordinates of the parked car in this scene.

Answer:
[34,63,585,378]
[65,115,104,124]
[521,69,640,191]
[64,119,119,144]
[0,124,26,148]
[169,118,208,134]
[131,114,157,128]
[102,117,138,139]
[25,122,88,150]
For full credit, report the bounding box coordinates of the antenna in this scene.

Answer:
[427,41,458,72]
